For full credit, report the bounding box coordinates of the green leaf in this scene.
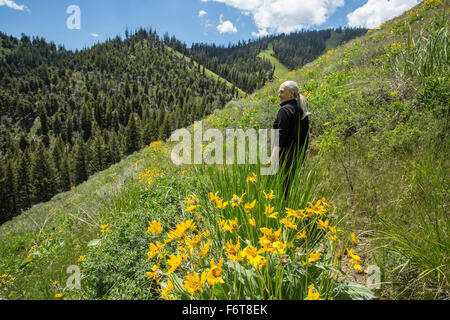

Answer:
[88,239,102,247]
[334,280,377,300]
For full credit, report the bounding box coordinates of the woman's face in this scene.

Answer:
[278,85,294,103]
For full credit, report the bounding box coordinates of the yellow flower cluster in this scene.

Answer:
[183,194,201,212]
[142,172,362,299]
[347,248,363,272]
[147,219,163,234]
[384,42,406,56]
[423,0,441,8]
[138,168,164,185]
[100,224,111,234]
[26,231,59,260]
[149,140,164,151]
[304,90,312,98]
[0,273,16,290]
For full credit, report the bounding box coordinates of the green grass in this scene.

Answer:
[325,30,346,51]
[0,0,448,300]
[258,43,290,79]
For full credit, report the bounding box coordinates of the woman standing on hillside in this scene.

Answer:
[271,80,310,200]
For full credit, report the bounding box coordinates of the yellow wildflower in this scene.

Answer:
[146,265,160,283]
[280,216,298,230]
[55,293,63,299]
[53,281,59,286]
[215,197,229,210]
[167,220,196,242]
[184,271,207,296]
[199,241,211,258]
[306,200,326,215]
[351,232,359,245]
[160,280,174,299]
[185,233,202,252]
[147,241,166,260]
[286,208,307,220]
[248,217,256,226]
[307,251,321,263]
[147,219,163,234]
[263,190,276,201]
[224,239,244,263]
[219,218,239,233]
[244,200,257,214]
[230,193,245,208]
[317,219,330,231]
[307,284,321,300]
[246,172,257,184]
[206,258,225,286]
[183,194,199,206]
[185,204,201,212]
[328,234,338,241]
[296,230,307,239]
[353,263,364,272]
[242,246,267,270]
[208,192,219,203]
[259,227,284,254]
[100,224,111,234]
[263,204,279,219]
[167,253,183,275]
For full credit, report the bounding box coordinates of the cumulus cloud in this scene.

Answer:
[90,33,100,38]
[201,0,344,36]
[198,10,207,17]
[0,0,27,11]
[217,14,237,34]
[347,0,420,29]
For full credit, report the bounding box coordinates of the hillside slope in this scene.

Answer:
[0,0,448,300]
[257,44,290,79]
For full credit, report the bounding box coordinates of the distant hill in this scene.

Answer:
[0,28,240,224]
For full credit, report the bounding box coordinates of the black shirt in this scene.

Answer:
[273,99,309,168]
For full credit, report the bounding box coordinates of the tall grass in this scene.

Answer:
[374,150,449,299]
[392,10,449,80]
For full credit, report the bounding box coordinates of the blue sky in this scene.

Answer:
[0,0,420,51]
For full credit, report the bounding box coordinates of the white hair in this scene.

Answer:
[280,80,311,120]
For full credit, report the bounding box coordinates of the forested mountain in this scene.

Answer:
[0,25,366,225]
[0,28,239,224]
[183,27,367,90]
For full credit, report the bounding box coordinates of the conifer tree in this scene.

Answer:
[109,132,122,164]
[0,163,7,224]
[60,155,72,191]
[72,139,89,185]
[31,142,57,204]
[4,159,18,219]
[91,133,107,172]
[125,113,141,154]
[16,148,32,211]
[81,104,93,141]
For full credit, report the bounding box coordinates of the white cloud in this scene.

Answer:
[91,33,100,38]
[0,0,27,11]
[347,0,420,29]
[217,14,237,34]
[201,0,344,36]
[198,10,207,17]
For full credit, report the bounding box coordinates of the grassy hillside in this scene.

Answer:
[257,44,290,79]
[0,0,448,300]
[325,30,346,51]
